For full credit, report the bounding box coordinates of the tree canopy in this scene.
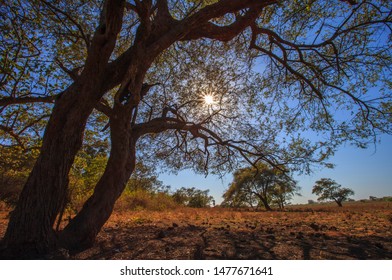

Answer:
[1,0,391,258]
[2,0,392,171]
[222,163,299,210]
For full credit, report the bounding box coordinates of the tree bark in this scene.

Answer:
[1,89,95,258]
[261,198,273,211]
[1,0,125,258]
[254,192,272,211]
[59,110,137,252]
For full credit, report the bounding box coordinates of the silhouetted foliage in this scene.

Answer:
[312,178,355,207]
[172,187,214,208]
[223,163,300,210]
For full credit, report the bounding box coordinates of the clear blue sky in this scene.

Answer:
[159,133,392,205]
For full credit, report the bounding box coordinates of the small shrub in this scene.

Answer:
[0,201,11,211]
[132,217,152,224]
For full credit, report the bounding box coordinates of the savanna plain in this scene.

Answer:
[1,201,390,260]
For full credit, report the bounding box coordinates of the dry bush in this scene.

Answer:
[0,183,23,207]
[388,214,392,224]
[0,201,10,212]
[115,190,179,212]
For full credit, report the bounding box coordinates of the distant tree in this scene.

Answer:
[271,179,301,210]
[222,181,259,209]
[126,162,164,193]
[312,178,354,207]
[172,188,189,206]
[172,187,213,208]
[223,163,299,211]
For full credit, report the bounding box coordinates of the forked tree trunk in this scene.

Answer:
[1,1,125,257]
[262,199,273,211]
[1,90,95,258]
[59,113,137,252]
[1,0,264,258]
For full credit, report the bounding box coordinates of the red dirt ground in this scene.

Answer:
[0,201,391,259]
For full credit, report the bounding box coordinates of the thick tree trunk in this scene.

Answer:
[59,113,137,252]
[1,1,125,257]
[256,194,272,211]
[1,90,95,258]
[262,200,273,211]
[1,0,264,258]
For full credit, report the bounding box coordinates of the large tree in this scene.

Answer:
[1,0,391,258]
[270,176,300,210]
[222,163,299,210]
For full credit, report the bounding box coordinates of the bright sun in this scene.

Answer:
[203,94,215,105]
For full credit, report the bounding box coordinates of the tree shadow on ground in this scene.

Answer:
[72,223,392,260]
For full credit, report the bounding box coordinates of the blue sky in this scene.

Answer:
[159,133,392,205]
